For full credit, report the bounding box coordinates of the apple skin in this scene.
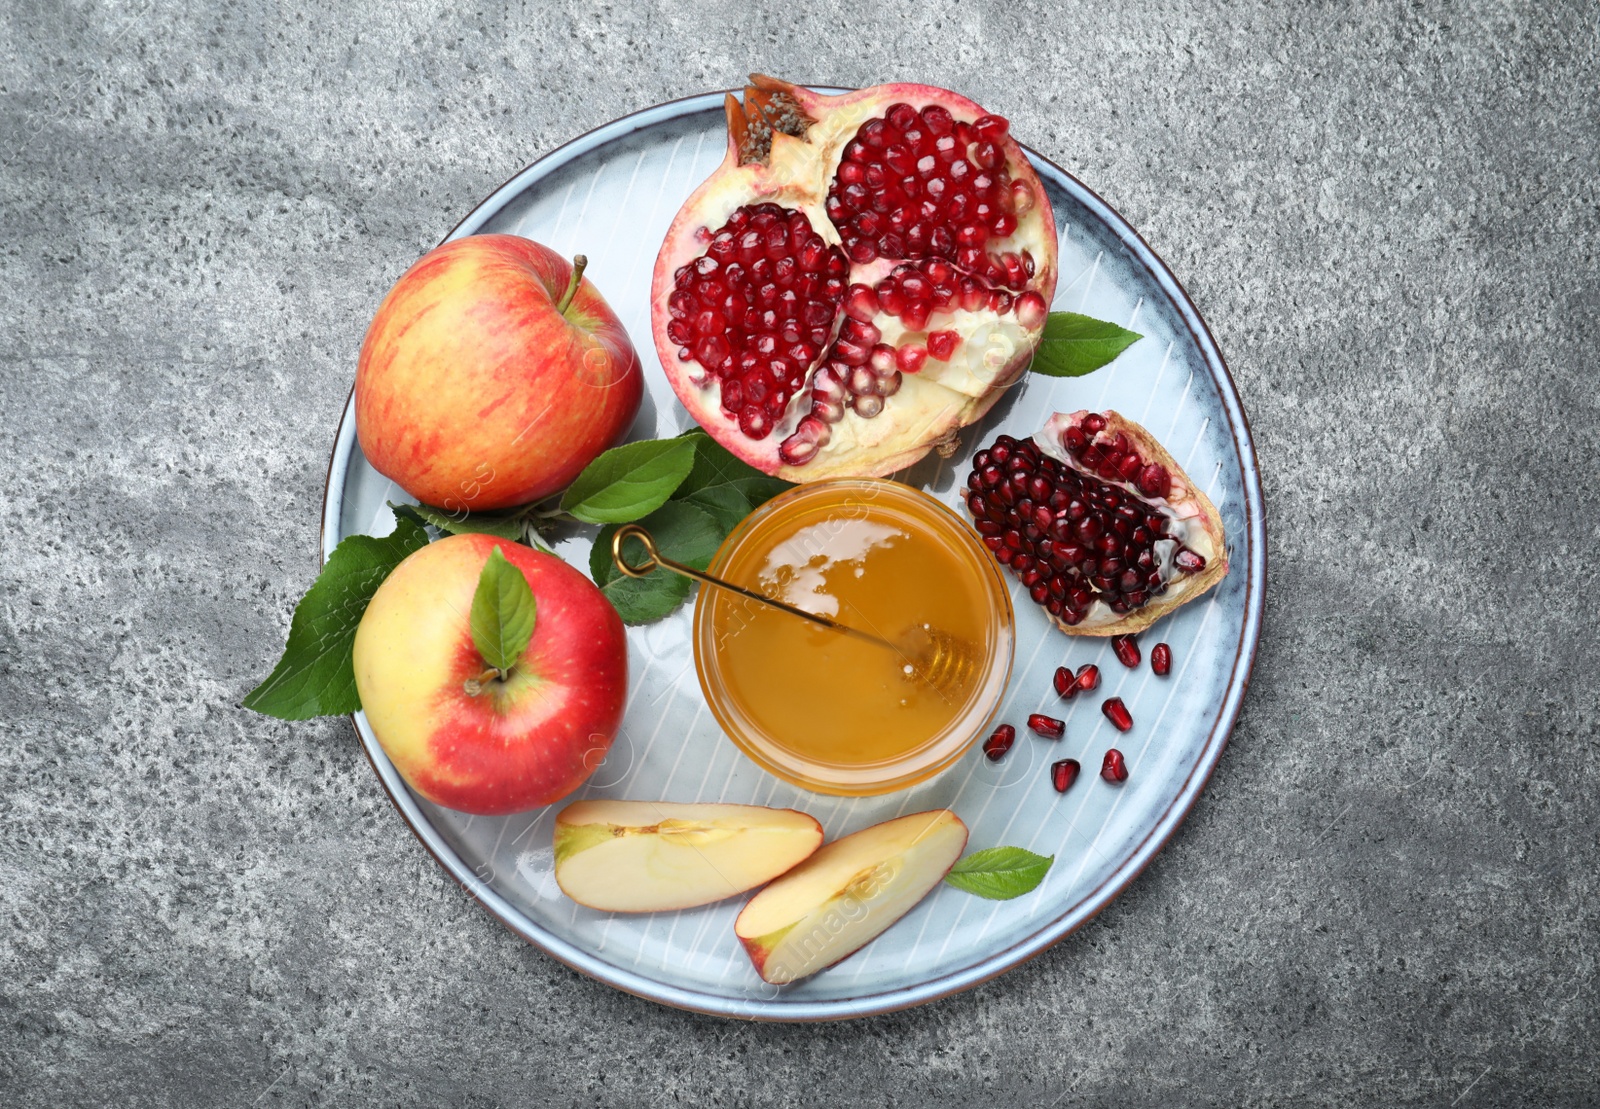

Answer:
[352,533,627,815]
[356,234,644,513]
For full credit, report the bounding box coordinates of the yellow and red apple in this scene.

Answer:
[554,801,823,912]
[735,809,968,984]
[352,533,627,814]
[355,234,643,513]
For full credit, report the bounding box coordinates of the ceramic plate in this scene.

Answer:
[321,91,1265,1020]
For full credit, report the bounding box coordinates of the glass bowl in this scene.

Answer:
[693,478,1015,796]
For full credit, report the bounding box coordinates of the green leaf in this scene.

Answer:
[590,500,723,624]
[1029,312,1143,378]
[679,484,754,534]
[242,517,429,720]
[596,561,690,625]
[559,437,698,524]
[943,846,1055,900]
[388,502,434,532]
[469,547,537,672]
[573,431,793,624]
[390,500,527,541]
[676,430,792,545]
[675,431,791,508]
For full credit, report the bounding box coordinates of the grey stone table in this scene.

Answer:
[3,1,1595,1105]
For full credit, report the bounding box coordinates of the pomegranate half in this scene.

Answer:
[652,76,1059,480]
[964,410,1228,635]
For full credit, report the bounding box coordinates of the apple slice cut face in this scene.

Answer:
[735,809,968,985]
[554,800,823,913]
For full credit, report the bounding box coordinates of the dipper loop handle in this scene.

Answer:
[611,524,843,633]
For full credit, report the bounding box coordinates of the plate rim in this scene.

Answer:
[319,88,1267,1021]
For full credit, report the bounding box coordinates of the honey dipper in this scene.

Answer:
[610,524,976,696]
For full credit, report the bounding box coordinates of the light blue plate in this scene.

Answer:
[322,91,1266,1020]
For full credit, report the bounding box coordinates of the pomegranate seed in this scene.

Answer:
[1101,698,1133,732]
[921,105,954,135]
[1151,643,1172,676]
[1050,758,1081,793]
[834,338,871,366]
[1028,713,1065,740]
[738,404,772,440]
[777,415,831,465]
[843,283,880,321]
[1052,666,1078,700]
[982,723,1016,761]
[926,329,960,361]
[1174,547,1206,573]
[971,141,1002,170]
[895,344,928,374]
[1100,748,1129,782]
[1137,464,1171,499]
[1075,664,1100,692]
[1111,634,1140,669]
[973,114,1009,143]
[1014,290,1047,329]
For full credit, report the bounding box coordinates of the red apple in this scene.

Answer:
[351,533,627,814]
[356,234,643,513]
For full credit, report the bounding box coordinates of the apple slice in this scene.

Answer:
[554,800,823,913]
[735,809,968,985]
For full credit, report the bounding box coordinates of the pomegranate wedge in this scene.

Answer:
[965,410,1228,635]
[653,75,1058,480]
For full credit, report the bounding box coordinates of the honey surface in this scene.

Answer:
[709,491,991,768]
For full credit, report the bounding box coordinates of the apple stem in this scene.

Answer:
[555,254,588,316]
[463,666,505,696]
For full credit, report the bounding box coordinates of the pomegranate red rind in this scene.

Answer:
[965,410,1228,637]
[652,76,1058,481]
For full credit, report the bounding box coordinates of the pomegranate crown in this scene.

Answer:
[725,74,816,165]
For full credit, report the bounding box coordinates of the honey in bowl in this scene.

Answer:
[694,479,1014,796]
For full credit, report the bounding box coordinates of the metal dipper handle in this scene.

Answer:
[609,524,977,696]
[610,524,883,644]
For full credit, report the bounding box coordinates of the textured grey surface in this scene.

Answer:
[2,0,1596,1105]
